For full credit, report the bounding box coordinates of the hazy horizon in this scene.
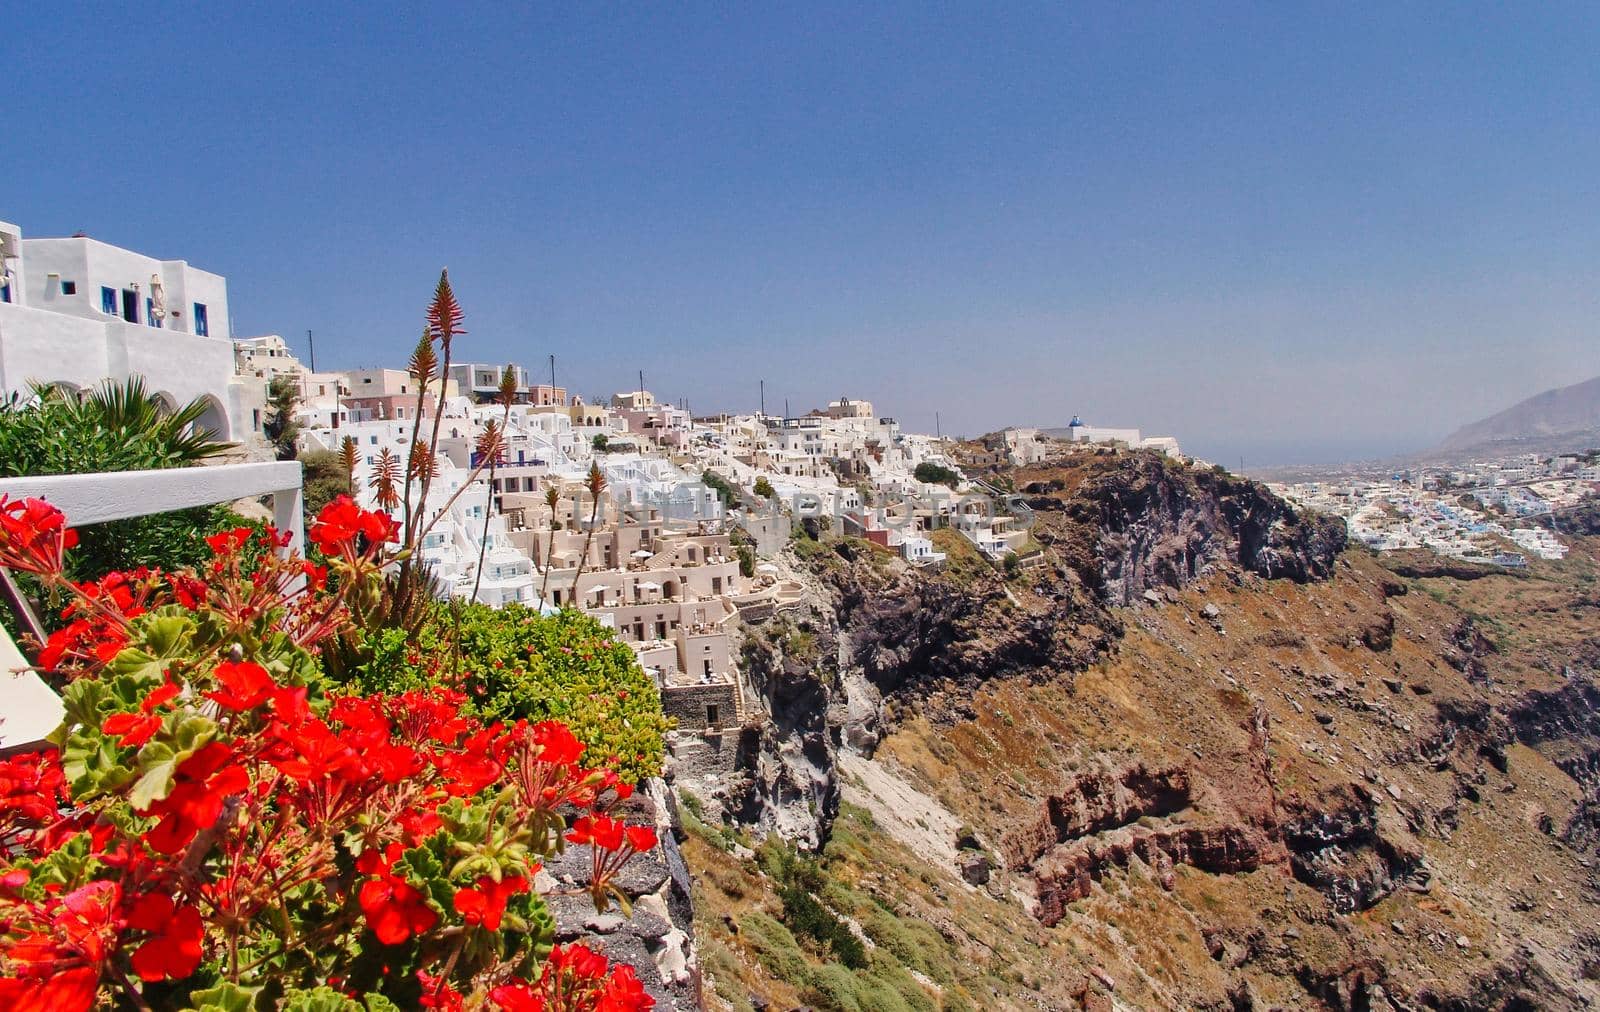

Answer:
[10,6,1600,467]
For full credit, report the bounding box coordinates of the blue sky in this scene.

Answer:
[9,4,1600,464]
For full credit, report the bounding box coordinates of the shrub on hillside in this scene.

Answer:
[913,461,958,487]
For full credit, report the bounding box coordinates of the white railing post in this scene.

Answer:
[272,479,306,553]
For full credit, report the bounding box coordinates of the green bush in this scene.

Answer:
[702,941,756,1012]
[344,603,669,783]
[859,907,952,984]
[702,469,741,508]
[300,449,353,527]
[801,962,870,1012]
[759,840,866,968]
[913,462,959,487]
[754,476,776,498]
[738,911,810,983]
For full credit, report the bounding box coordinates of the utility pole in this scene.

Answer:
[936,411,942,441]
[307,329,316,372]
[549,354,556,390]
[639,369,645,396]
[760,379,765,417]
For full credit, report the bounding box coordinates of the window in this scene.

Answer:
[145,298,161,327]
[252,409,261,430]
[60,280,77,295]
[121,290,139,323]
[193,302,209,336]
[705,704,719,726]
[101,287,117,314]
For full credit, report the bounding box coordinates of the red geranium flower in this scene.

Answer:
[624,826,657,853]
[309,496,396,556]
[101,711,161,749]
[206,660,276,711]
[0,751,68,830]
[0,965,100,1012]
[308,496,362,553]
[139,742,249,854]
[417,970,466,1011]
[126,893,204,982]
[566,815,624,853]
[359,873,437,945]
[101,679,182,748]
[488,982,545,1012]
[531,721,585,766]
[0,496,77,576]
[204,526,255,555]
[452,873,528,932]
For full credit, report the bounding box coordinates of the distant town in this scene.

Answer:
[1273,454,1600,568]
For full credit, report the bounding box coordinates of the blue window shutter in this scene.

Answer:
[101,287,117,314]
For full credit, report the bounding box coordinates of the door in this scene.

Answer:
[121,290,139,323]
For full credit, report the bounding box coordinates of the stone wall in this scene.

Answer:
[662,681,740,732]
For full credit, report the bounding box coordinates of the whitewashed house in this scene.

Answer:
[0,220,257,441]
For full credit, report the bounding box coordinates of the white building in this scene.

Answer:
[0,220,255,441]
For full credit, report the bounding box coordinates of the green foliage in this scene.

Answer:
[263,375,301,461]
[702,940,757,1012]
[702,469,741,508]
[301,450,351,527]
[592,433,610,452]
[738,911,809,982]
[345,603,669,782]
[913,461,958,488]
[59,506,262,586]
[0,378,228,475]
[0,377,242,583]
[753,476,776,499]
[761,841,866,969]
[736,543,756,578]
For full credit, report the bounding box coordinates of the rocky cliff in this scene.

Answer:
[686,448,1600,1011]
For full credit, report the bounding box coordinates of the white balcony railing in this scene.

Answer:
[0,460,305,552]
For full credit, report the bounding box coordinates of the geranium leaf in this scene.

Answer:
[188,981,261,1012]
[280,987,362,1012]
[128,744,177,809]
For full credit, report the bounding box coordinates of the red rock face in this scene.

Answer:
[998,756,1289,927]
[1002,763,1193,870]
[1031,823,1287,927]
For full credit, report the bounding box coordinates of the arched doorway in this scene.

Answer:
[194,395,230,442]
